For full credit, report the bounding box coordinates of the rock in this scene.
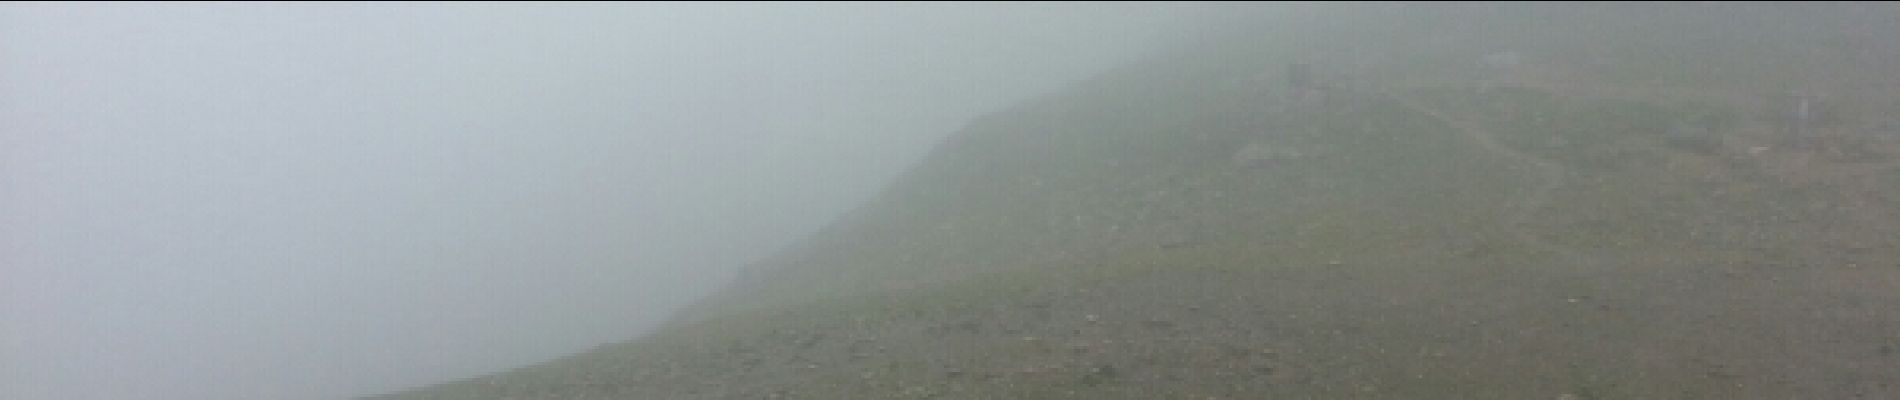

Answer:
[1159,227,1201,249]
[1482,51,1522,70]
[1232,142,1276,168]
[1079,364,1119,386]
[1665,123,1719,154]
[1232,142,1304,169]
[1142,319,1175,330]
[1538,135,1571,150]
[1875,120,1900,137]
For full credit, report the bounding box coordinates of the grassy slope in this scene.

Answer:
[367,4,1900,399]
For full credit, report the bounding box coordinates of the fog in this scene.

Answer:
[0,3,1217,399]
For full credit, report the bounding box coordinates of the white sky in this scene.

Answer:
[0,2,1216,399]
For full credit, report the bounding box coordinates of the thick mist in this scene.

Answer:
[0,3,1218,399]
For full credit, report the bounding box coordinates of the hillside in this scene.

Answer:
[367,4,1900,399]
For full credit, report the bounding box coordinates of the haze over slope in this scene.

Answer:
[680,1,1900,325]
[15,2,1896,399]
[0,3,1214,400]
[366,3,1900,400]
[364,3,1900,398]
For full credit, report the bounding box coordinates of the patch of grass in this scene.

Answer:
[1399,84,1776,254]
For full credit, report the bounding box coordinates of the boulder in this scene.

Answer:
[1664,123,1719,154]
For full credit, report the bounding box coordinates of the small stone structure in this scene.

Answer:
[1875,120,1900,138]
[1768,91,1827,147]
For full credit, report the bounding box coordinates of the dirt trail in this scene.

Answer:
[1387,91,1578,259]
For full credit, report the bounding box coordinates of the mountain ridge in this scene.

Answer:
[367,4,1900,398]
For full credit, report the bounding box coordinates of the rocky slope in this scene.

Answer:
[367,4,1900,399]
